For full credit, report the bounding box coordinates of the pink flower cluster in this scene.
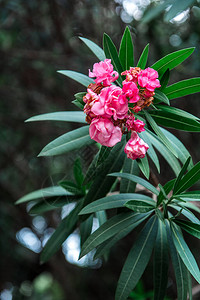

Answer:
[83,59,160,160]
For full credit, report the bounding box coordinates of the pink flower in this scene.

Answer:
[89,117,122,147]
[122,81,140,103]
[133,105,142,113]
[126,116,145,133]
[138,67,161,92]
[124,131,149,160]
[121,67,141,83]
[83,88,100,118]
[91,85,128,120]
[89,59,119,86]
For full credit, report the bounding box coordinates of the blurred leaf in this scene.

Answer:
[125,200,155,213]
[153,220,169,300]
[137,155,150,179]
[144,111,177,157]
[119,26,134,70]
[41,200,83,263]
[80,211,139,258]
[103,33,123,85]
[142,0,173,23]
[165,0,196,22]
[79,193,153,215]
[164,78,200,100]
[154,90,170,105]
[16,186,73,204]
[57,70,94,87]
[79,37,106,61]
[73,158,84,187]
[171,223,200,283]
[109,172,159,195]
[25,111,86,123]
[137,44,149,69]
[172,219,200,239]
[166,221,188,300]
[120,158,140,193]
[38,126,95,157]
[115,216,158,300]
[96,210,107,226]
[72,99,84,110]
[59,180,83,195]
[174,191,200,201]
[173,161,200,194]
[173,157,191,194]
[96,146,111,166]
[151,48,195,76]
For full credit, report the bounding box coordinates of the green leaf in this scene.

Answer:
[137,44,149,69]
[170,204,200,224]
[59,180,83,195]
[115,216,158,300]
[82,140,125,208]
[180,201,200,213]
[57,70,94,87]
[94,212,151,260]
[80,211,140,258]
[159,69,170,91]
[137,155,150,179]
[172,219,200,239]
[174,161,200,195]
[157,179,176,205]
[148,109,200,132]
[164,0,196,22]
[119,27,134,70]
[79,37,106,61]
[164,78,200,100]
[173,157,191,194]
[38,126,95,157]
[109,172,159,195]
[29,197,79,214]
[154,90,170,105]
[96,210,107,226]
[103,33,123,85]
[144,111,177,157]
[125,200,155,213]
[139,131,160,173]
[73,158,84,187]
[79,193,154,215]
[16,186,73,204]
[96,146,111,166]
[142,0,173,23]
[120,158,140,193]
[153,220,169,300]
[175,191,200,201]
[160,128,193,169]
[72,99,84,110]
[151,48,195,76]
[145,129,181,176]
[166,221,188,300]
[25,111,86,123]
[155,105,199,121]
[83,151,99,185]
[171,223,200,283]
[80,215,93,246]
[40,200,83,263]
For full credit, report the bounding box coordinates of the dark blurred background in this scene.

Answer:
[1,1,200,299]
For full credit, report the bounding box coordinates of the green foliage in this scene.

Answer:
[137,44,149,69]
[119,27,134,71]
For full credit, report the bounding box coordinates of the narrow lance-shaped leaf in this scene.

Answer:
[144,111,178,157]
[159,68,170,91]
[171,223,200,284]
[25,111,86,123]
[174,191,200,201]
[137,155,150,179]
[170,204,200,224]
[142,0,173,23]
[103,33,123,85]
[173,157,191,194]
[115,216,158,300]
[172,219,200,239]
[120,158,140,193]
[154,90,170,105]
[137,44,149,69]
[166,220,188,300]
[151,48,195,76]
[38,126,95,157]
[80,211,139,258]
[125,200,155,213]
[79,37,106,61]
[79,193,154,215]
[16,186,73,205]
[157,179,176,205]
[153,220,169,300]
[173,161,200,195]
[80,215,93,247]
[119,27,134,70]
[109,172,159,195]
[164,0,196,22]
[155,105,200,121]
[57,70,94,87]
[164,78,200,100]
